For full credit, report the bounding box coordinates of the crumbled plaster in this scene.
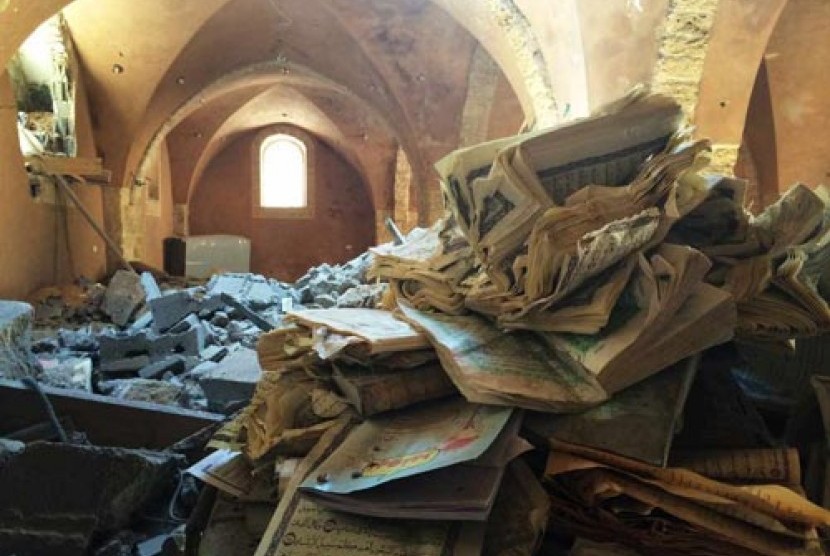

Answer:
[487,0,558,129]
[652,0,721,123]
[119,184,147,262]
[393,147,416,233]
[709,142,740,177]
[459,45,500,147]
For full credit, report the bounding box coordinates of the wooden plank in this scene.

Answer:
[25,155,111,184]
[0,379,224,449]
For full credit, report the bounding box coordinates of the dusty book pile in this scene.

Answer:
[187,90,830,556]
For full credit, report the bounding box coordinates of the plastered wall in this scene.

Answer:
[189,129,376,281]
[0,70,106,299]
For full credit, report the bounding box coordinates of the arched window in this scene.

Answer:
[252,127,314,219]
[259,134,307,208]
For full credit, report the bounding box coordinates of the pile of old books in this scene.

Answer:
[191,89,830,556]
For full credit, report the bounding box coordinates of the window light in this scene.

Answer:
[260,134,307,208]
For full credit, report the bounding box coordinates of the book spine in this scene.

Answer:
[360,366,456,416]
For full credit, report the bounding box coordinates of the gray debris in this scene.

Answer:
[149,290,197,332]
[139,272,163,301]
[200,345,229,363]
[210,310,230,328]
[100,355,152,375]
[102,271,146,327]
[99,378,185,407]
[198,347,262,412]
[98,316,206,368]
[38,356,93,391]
[21,248,382,412]
[207,273,282,309]
[58,328,98,352]
[314,293,337,308]
[336,283,388,308]
[186,360,219,380]
[0,300,38,379]
[138,355,187,380]
[0,442,181,556]
[31,336,60,354]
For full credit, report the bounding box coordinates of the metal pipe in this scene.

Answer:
[384,216,406,245]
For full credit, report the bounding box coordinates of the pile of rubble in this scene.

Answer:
[5,250,386,413]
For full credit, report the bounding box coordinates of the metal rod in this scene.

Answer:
[52,173,136,274]
[385,216,406,245]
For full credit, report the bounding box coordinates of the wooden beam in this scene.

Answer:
[25,155,111,184]
[0,379,224,450]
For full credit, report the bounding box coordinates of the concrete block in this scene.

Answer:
[138,356,187,380]
[150,322,205,359]
[128,310,154,333]
[200,345,228,363]
[102,271,145,327]
[198,347,262,412]
[100,355,151,375]
[186,360,218,380]
[200,293,225,314]
[140,272,163,301]
[98,330,150,361]
[0,300,37,379]
[207,273,281,309]
[168,313,200,334]
[150,290,197,332]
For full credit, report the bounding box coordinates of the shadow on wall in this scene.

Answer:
[189,129,376,281]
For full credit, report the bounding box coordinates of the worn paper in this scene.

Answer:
[255,417,484,556]
[397,301,608,412]
[300,398,512,494]
[287,308,431,356]
[524,355,697,466]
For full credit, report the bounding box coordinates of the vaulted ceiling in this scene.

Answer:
[54,0,526,219]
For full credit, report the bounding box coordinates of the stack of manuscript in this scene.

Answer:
[245,308,460,460]
[253,409,548,556]
[545,441,829,556]
[238,308,551,556]
[671,181,830,340]
[370,217,476,315]
[376,91,734,410]
[434,89,684,294]
[460,131,712,334]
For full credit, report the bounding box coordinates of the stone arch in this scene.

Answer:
[689,0,788,175]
